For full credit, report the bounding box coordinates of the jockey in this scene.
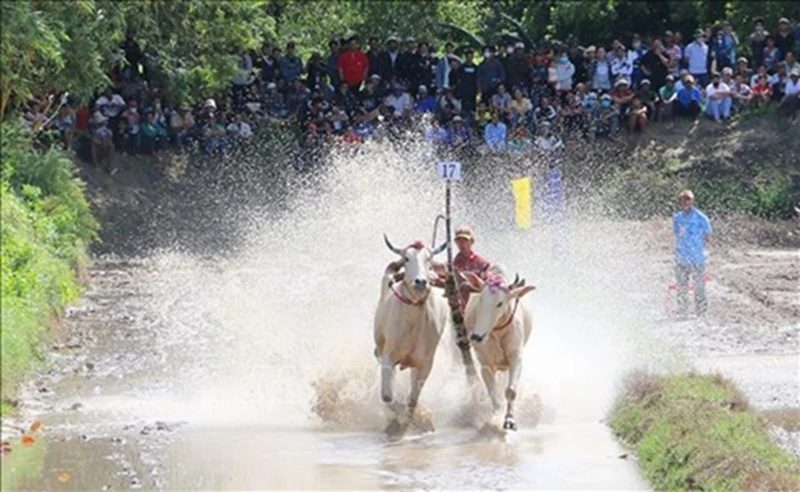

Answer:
[432,225,493,308]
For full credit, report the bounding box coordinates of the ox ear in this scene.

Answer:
[510,285,536,299]
[462,271,485,291]
[383,234,404,256]
[431,241,447,256]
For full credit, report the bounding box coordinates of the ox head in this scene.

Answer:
[384,234,446,292]
[462,272,535,343]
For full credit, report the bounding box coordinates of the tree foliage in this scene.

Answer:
[0,0,275,119]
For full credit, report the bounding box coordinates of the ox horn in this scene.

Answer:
[383,234,404,256]
[511,273,520,288]
[431,241,447,256]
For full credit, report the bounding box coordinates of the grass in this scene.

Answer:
[610,371,800,491]
[0,122,98,415]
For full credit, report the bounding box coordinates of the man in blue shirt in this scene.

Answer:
[673,189,712,316]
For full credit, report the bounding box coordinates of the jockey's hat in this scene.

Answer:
[455,226,474,242]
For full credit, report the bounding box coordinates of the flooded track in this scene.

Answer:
[2,143,797,489]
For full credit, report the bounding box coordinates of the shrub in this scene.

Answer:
[0,122,98,405]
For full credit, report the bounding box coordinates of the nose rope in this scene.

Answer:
[493,299,520,331]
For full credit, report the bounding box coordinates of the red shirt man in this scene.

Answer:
[337,37,369,89]
[431,225,492,310]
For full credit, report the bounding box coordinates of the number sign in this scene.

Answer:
[436,161,463,182]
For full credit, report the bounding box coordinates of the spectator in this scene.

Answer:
[54,104,76,149]
[664,31,683,77]
[305,53,328,90]
[534,97,557,127]
[379,36,401,83]
[438,88,462,121]
[424,117,448,145]
[490,83,511,116]
[226,113,254,144]
[590,47,613,92]
[636,79,657,119]
[609,77,635,115]
[779,68,800,119]
[201,113,227,155]
[716,20,739,70]
[556,50,576,94]
[559,90,585,133]
[169,103,195,147]
[337,36,369,94]
[447,115,470,150]
[95,88,126,121]
[775,18,796,61]
[121,100,141,152]
[782,51,800,74]
[748,18,768,68]
[458,50,479,113]
[751,73,772,106]
[676,75,703,117]
[731,73,753,112]
[508,87,533,127]
[327,39,341,88]
[533,121,564,151]
[610,44,633,82]
[260,46,280,83]
[685,29,710,87]
[397,37,423,91]
[673,189,712,317]
[280,42,304,83]
[763,36,781,71]
[750,64,769,87]
[385,83,412,120]
[263,82,288,119]
[771,63,788,101]
[659,75,678,121]
[413,85,436,114]
[627,96,648,133]
[436,42,456,92]
[90,113,115,171]
[629,34,648,86]
[507,125,532,154]
[735,57,752,80]
[640,39,670,89]
[232,50,254,110]
[483,111,507,151]
[286,78,311,118]
[477,45,506,99]
[139,110,167,154]
[474,100,492,130]
[365,37,381,78]
[705,72,732,122]
[506,42,532,93]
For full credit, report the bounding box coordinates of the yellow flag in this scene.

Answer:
[511,177,532,229]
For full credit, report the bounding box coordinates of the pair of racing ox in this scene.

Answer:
[373,234,535,432]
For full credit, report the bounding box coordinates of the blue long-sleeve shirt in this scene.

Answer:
[484,122,507,149]
[677,86,702,107]
[673,207,712,264]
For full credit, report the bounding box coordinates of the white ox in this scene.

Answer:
[373,234,449,421]
[462,272,535,431]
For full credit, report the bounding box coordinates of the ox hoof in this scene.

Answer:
[503,419,518,431]
[385,419,406,437]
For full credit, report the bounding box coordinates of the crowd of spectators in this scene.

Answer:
[21,17,800,172]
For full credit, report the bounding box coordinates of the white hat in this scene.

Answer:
[204,98,217,109]
[452,115,463,122]
[514,42,525,49]
[418,85,428,93]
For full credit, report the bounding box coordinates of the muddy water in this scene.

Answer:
[1,145,662,490]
